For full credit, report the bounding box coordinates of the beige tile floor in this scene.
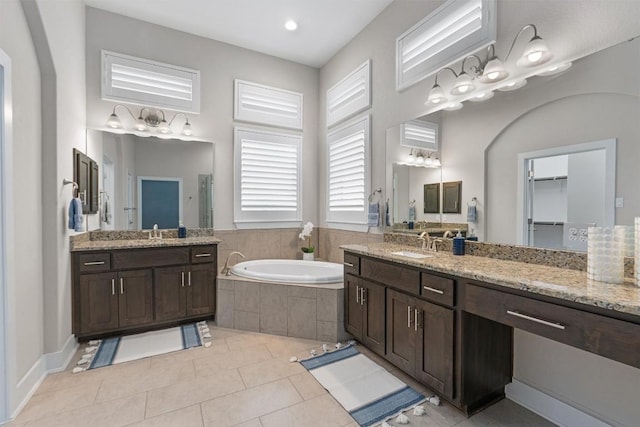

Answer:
[7,324,557,427]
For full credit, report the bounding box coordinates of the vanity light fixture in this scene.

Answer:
[105,104,194,136]
[404,149,441,168]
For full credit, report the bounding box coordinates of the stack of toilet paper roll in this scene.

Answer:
[587,226,625,284]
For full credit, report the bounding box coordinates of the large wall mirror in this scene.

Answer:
[86,129,215,231]
[386,37,639,251]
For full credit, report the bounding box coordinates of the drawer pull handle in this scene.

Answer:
[343,262,355,268]
[355,286,360,304]
[188,271,191,287]
[111,278,115,295]
[507,310,565,330]
[120,278,124,295]
[407,306,412,328]
[414,308,419,331]
[195,253,211,257]
[423,285,444,295]
[181,271,185,287]
[360,288,366,305]
[84,261,105,266]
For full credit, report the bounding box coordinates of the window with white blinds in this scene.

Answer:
[401,119,439,151]
[234,127,302,227]
[327,115,370,225]
[102,50,200,113]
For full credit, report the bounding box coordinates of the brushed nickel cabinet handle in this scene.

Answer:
[423,285,444,295]
[407,306,412,328]
[195,253,211,257]
[414,308,419,331]
[507,310,565,330]
[111,278,115,295]
[181,271,185,287]
[120,278,124,294]
[188,271,191,287]
[84,261,105,266]
[343,262,355,267]
[360,288,366,305]
[355,286,360,304]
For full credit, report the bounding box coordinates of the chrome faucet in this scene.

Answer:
[148,224,163,240]
[222,251,245,276]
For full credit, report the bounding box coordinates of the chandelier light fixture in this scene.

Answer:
[106,104,193,136]
[425,24,572,111]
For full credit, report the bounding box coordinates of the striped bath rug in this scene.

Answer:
[300,345,426,426]
[73,321,210,373]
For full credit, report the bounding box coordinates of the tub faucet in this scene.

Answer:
[222,251,245,276]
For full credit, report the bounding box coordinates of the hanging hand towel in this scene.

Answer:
[68,197,84,232]
[368,202,380,227]
[466,204,477,223]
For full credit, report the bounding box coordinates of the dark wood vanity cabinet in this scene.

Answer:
[73,244,217,340]
[345,274,385,356]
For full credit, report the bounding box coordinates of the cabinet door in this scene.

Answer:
[415,299,454,398]
[79,272,118,334]
[386,289,416,376]
[118,269,153,327]
[344,274,363,339]
[155,265,187,321]
[188,263,215,316]
[362,280,385,356]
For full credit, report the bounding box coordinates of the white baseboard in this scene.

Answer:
[45,334,78,372]
[506,379,612,427]
[10,335,78,420]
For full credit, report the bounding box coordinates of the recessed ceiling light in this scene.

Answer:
[284,20,298,31]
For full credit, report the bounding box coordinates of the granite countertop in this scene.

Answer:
[342,242,640,317]
[71,236,221,252]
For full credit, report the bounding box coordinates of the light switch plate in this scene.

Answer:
[616,197,624,208]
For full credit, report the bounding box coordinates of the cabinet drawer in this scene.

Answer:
[464,283,640,369]
[343,253,360,276]
[191,245,216,263]
[361,258,420,296]
[78,252,111,272]
[420,273,454,307]
[112,247,190,269]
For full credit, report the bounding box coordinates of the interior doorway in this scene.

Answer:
[137,176,183,230]
[517,139,616,251]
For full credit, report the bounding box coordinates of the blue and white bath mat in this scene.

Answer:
[73,321,211,373]
[300,345,426,426]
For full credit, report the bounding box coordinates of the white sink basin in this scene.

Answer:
[391,251,432,259]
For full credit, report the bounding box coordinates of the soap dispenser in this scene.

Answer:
[178,220,187,238]
[453,230,465,256]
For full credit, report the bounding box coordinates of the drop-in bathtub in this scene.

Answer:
[231,259,343,284]
[218,259,347,342]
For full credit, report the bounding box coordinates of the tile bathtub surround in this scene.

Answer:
[384,233,636,278]
[216,276,348,343]
[7,325,555,427]
[343,242,640,317]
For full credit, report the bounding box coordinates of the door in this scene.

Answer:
[415,299,454,398]
[155,265,187,321]
[344,274,363,339]
[386,289,416,376]
[138,177,182,229]
[361,280,385,356]
[187,264,215,316]
[118,269,153,327]
[79,272,119,334]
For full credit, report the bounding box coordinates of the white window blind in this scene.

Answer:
[327,115,370,225]
[401,119,439,151]
[234,80,303,130]
[396,0,496,91]
[102,50,200,113]
[234,128,302,226]
[327,60,371,127]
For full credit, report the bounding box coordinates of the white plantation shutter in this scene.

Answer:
[401,120,439,151]
[234,80,303,129]
[327,116,370,224]
[234,128,302,226]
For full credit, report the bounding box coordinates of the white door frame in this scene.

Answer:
[516,139,616,245]
[0,47,15,423]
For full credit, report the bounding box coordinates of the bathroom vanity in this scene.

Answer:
[343,243,640,415]
[71,234,219,340]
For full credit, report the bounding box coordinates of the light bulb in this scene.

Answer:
[426,84,447,105]
[407,152,415,162]
[517,36,552,67]
[134,117,147,131]
[285,20,298,31]
[450,73,475,96]
[106,113,121,129]
[182,121,193,136]
[158,120,172,134]
[416,155,425,164]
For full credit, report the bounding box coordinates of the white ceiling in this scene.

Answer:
[83,0,394,68]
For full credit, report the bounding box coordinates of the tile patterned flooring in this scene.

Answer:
[7,325,557,427]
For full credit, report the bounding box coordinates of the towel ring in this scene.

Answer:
[468,197,478,206]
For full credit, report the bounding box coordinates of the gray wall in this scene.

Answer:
[85,7,320,231]
[319,1,640,425]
